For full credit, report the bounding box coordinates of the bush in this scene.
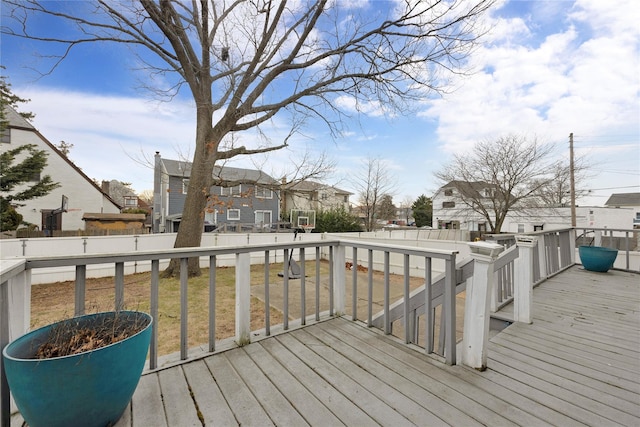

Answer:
[315,207,362,233]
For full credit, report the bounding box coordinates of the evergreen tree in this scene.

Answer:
[315,207,362,233]
[412,195,433,227]
[377,194,396,222]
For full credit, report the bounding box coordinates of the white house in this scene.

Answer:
[1,106,120,233]
[605,193,640,227]
[432,181,636,232]
[432,181,495,231]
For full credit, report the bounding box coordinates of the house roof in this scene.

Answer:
[2,105,35,130]
[161,158,278,185]
[285,180,352,195]
[437,180,496,198]
[3,105,121,210]
[82,213,146,221]
[604,192,640,207]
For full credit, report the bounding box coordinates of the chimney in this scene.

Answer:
[101,180,110,195]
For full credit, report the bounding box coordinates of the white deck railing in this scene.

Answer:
[2,227,639,425]
[1,238,460,426]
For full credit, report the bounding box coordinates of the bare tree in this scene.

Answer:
[434,134,558,233]
[2,0,495,275]
[534,158,591,207]
[138,189,154,205]
[354,157,397,231]
[400,195,414,224]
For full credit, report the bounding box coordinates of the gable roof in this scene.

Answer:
[3,105,121,209]
[285,180,352,195]
[161,158,278,185]
[604,192,640,207]
[2,105,35,130]
[438,180,497,198]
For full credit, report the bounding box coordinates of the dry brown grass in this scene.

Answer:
[31,259,464,356]
[31,263,289,356]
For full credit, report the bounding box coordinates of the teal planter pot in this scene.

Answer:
[579,245,618,273]
[2,311,152,427]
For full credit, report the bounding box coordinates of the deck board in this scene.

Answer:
[16,266,639,427]
[126,266,640,427]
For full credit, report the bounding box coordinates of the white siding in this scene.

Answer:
[3,126,120,231]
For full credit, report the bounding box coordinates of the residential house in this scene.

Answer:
[432,181,495,231]
[102,180,139,210]
[281,180,351,216]
[605,193,640,227]
[1,106,120,234]
[153,153,280,232]
[433,180,636,233]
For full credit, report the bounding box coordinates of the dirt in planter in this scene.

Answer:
[34,313,149,359]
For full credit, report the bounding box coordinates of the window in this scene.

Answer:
[444,189,453,196]
[204,210,216,224]
[0,128,10,144]
[29,171,41,182]
[255,210,272,225]
[343,195,348,202]
[182,179,189,194]
[321,193,328,200]
[124,197,138,207]
[518,224,525,233]
[442,201,455,208]
[255,186,272,198]
[227,209,240,220]
[221,185,241,196]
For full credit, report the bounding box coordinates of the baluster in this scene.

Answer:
[75,265,86,316]
[150,260,159,369]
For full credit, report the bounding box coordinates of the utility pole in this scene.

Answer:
[569,133,576,227]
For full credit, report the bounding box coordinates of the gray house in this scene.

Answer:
[153,153,280,233]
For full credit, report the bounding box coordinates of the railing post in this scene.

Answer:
[514,236,537,324]
[1,265,30,427]
[333,244,346,316]
[1,279,10,427]
[6,270,31,341]
[594,230,602,246]
[235,252,251,346]
[462,242,504,370]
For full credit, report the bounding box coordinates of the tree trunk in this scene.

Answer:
[162,107,216,277]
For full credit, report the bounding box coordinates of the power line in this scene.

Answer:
[587,185,639,191]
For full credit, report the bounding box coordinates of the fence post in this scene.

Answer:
[235,252,251,346]
[333,244,346,316]
[462,242,504,370]
[514,236,537,324]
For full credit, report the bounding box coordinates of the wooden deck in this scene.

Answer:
[13,266,640,426]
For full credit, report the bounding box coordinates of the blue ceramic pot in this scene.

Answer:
[579,245,618,273]
[2,311,152,427]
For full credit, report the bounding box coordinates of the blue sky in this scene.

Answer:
[2,0,638,207]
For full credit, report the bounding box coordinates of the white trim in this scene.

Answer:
[227,209,240,220]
